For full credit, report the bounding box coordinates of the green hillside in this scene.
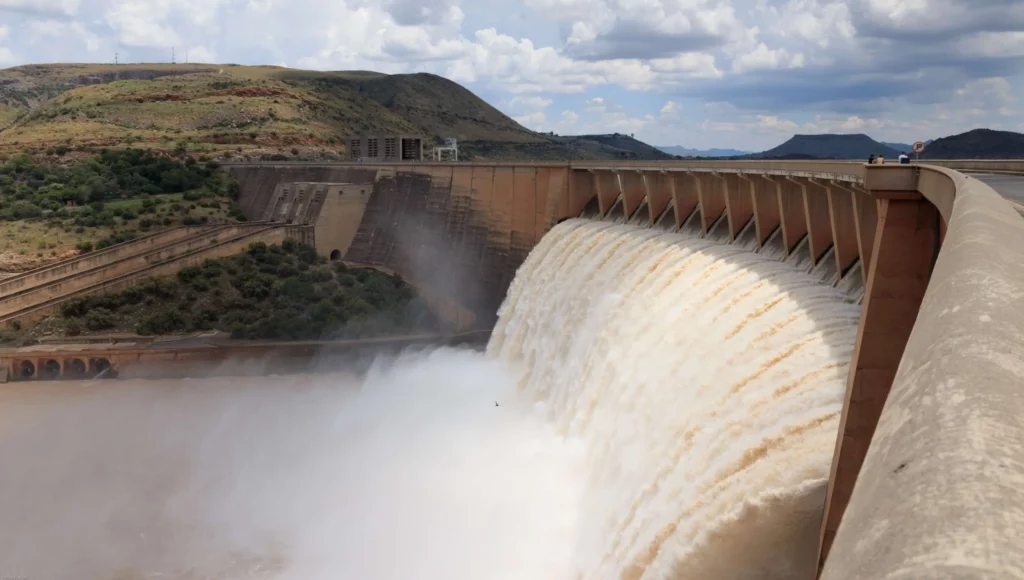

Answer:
[0,63,669,162]
[920,129,1024,159]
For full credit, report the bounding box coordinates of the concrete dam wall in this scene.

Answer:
[226,163,571,329]
[223,159,1024,578]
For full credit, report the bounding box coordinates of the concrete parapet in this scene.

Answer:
[820,168,1024,579]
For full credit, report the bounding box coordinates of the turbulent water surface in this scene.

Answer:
[0,219,860,579]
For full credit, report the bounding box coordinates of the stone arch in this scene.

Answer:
[40,359,61,381]
[65,359,87,378]
[91,358,112,378]
[330,249,342,261]
[18,360,35,379]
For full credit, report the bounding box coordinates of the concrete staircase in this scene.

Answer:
[261,183,332,225]
[0,223,285,328]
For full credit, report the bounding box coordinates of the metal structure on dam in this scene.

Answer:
[220,158,1024,578]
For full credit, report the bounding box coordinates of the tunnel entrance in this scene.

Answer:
[330,249,342,261]
[40,359,61,381]
[91,358,113,378]
[19,360,35,379]
[65,359,87,378]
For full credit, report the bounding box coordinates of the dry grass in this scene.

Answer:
[0,65,419,155]
[0,193,236,273]
[0,62,671,162]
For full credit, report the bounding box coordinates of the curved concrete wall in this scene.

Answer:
[820,168,1024,579]
[224,160,1024,578]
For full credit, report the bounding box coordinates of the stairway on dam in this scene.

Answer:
[0,222,286,329]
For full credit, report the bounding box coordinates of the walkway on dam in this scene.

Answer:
[972,173,1024,204]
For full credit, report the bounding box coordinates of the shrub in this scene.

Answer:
[84,308,116,331]
[61,299,88,318]
[176,266,202,283]
[65,319,82,336]
[135,310,188,335]
[76,240,94,253]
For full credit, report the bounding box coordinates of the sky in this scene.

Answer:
[0,0,1021,151]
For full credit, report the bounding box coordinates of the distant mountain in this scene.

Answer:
[755,134,899,160]
[882,142,914,153]
[919,129,1024,159]
[657,146,751,157]
[562,134,676,160]
[465,132,675,161]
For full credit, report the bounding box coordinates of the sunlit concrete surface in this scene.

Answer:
[971,173,1024,205]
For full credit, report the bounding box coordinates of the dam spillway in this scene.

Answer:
[2,159,1018,577]
[489,219,862,578]
[0,218,862,579]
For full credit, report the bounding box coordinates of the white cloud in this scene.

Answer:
[0,0,80,17]
[731,42,805,73]
[28,20,101,52]
[509,96,554,110]
[0,0,1015,150]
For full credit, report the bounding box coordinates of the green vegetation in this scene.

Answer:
[0,62,676,162]
[0,148,238,219]
[0,148,244,271]
[30,240,437,341]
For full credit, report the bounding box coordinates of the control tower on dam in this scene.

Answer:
[223,158,1024,579]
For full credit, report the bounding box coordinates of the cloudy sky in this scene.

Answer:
[0,0,1021,150]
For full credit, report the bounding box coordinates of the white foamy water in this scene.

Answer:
[489,219,861,579]
[0,350,587,580]
[0,218,861,579]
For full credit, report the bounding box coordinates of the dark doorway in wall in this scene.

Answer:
[66,359,87,378]
[330,250,342,261]
[40,359,61,381]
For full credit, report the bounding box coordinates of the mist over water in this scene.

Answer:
[0,350,587,580]
[0,219,861,579]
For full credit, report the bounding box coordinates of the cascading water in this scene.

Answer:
[488,218,862,579]
[0,218,862,579]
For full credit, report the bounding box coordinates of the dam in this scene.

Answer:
[1,158,1022,578]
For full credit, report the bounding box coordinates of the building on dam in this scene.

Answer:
[343,135,427,162]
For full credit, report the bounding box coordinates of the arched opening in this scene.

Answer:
[91,358,112,378]
[18,360,35,379]
[40,359,61,381]
[330,249,342,261]
[65,359,87,378]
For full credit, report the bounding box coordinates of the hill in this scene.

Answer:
[755,134,899,160]
[882,142,914,153]
[0,63,669,162]
[657,146,750,157]
[920,129,1024,159]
